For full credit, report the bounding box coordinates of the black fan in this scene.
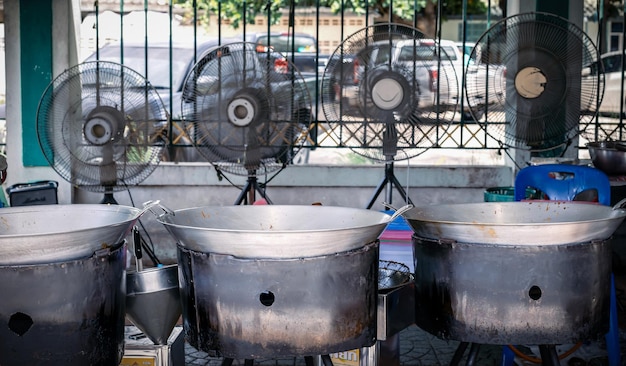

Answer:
[321,23,457,208]
[37,61,167,203]
[181,41,312,205]
[464,12,603,152]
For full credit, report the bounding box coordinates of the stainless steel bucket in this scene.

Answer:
[177,241,379,359]
[126,264,182,345]
[412,235,611,345]
[0,243,126,366]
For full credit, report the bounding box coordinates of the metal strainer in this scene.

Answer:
[379,260,412,292]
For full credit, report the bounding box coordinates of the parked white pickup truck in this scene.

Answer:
[330,38,487,120]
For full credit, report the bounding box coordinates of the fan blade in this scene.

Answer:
[320,23,455,162]
[181,41,312,176]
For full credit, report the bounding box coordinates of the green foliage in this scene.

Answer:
[441,0,488,16]
[325,0,368,15]
[187,0,284,29]
[177,0,488,29]
[604,0,623,19]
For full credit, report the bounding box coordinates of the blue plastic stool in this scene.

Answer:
[512,164,618,366]
[607,274,620,366]
[513,164,611,205]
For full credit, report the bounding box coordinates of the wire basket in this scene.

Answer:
[379,260,412,291]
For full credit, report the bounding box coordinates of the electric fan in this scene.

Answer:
[181,41,312,205]
[37,61,167,204]
[464,12,603,152]
[321,23,458,208]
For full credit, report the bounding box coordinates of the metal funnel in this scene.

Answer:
[126,264,182,345]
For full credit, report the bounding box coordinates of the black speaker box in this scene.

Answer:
[7,180,58,207]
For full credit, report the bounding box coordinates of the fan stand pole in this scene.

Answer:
[366,161,413,209]
[100,189,118,205]
[234,173,273,205]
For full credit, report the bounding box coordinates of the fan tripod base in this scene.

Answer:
[366,161,413,209]
[451,343,561,366]
[235,175,273,205]
[222,355,334,366]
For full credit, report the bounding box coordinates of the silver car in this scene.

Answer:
[585,50,626,116]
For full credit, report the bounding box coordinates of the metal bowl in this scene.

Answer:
[157,205,396,258]
[0,204,144,265]
[587,141,626,176]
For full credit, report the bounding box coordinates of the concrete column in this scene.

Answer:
[4,0,80,203]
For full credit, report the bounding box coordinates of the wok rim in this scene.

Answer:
[0,203,142,239]
[159,205,393,235]
[404,201,626,227]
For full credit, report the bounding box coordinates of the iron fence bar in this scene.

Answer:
[82,0,625,153]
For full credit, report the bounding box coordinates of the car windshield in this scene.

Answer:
[87,45,195,90]
[256,34,317,53]
[397,45,458,61]
[602,54,623,73]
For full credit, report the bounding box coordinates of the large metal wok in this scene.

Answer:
[157,204,411,358]
[0,203,152,265]
[156,204,408,258]
[402,200,626,245]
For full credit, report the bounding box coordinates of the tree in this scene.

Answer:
[176,0,489,37]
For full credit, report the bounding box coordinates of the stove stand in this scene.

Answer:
[450,343,562,366]
[0,243,126,366]
[412,235,612,366]
[221,355,335,366]
[177,241,379,360]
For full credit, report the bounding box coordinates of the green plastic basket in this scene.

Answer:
[484,187,515,202]
[484,186,540,202]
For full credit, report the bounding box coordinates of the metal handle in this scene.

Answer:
[133,226,143,272]
[615,142,626,152]
[141,200,175,218]
[613,198,626,210]
[382,202,413,222]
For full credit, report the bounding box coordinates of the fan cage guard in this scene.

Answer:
[181,41,312,176]
[320,22,459,162]
[464,12,603,151]
[37,61,167,193]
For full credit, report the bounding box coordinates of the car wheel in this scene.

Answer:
[160,133,202,162]
[463,105,484,121]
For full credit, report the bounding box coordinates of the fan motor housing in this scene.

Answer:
[84,105,126,145]
[227,95,258,127]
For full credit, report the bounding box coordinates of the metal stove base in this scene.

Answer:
[222,355,334,366]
